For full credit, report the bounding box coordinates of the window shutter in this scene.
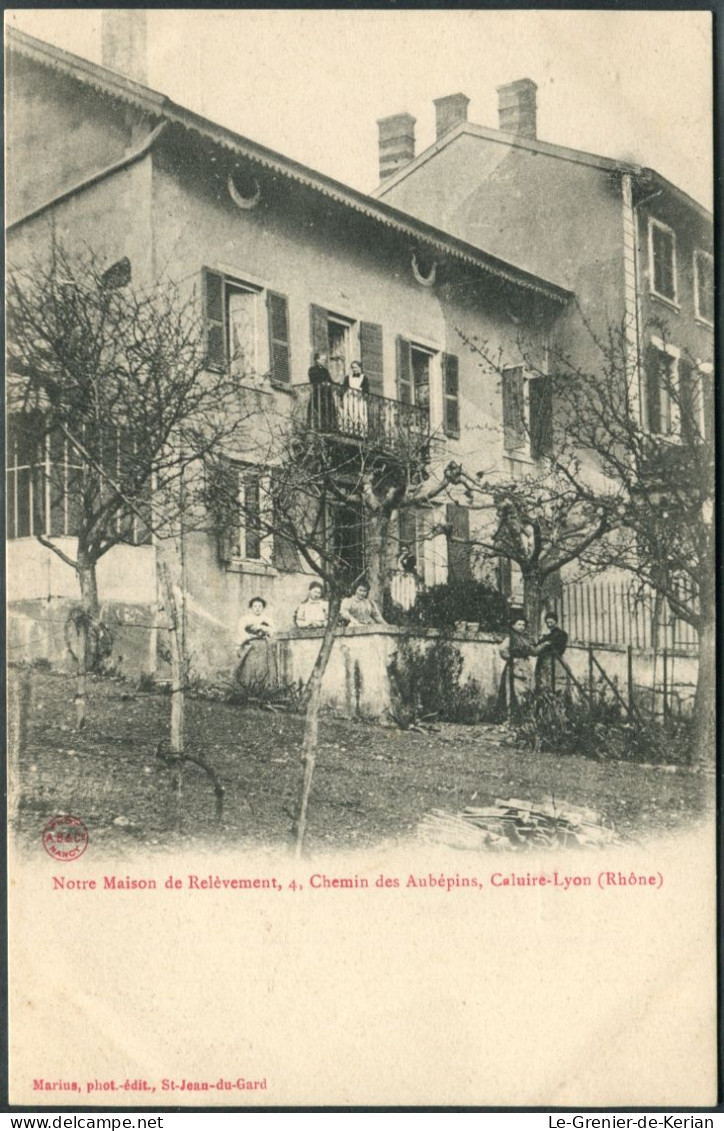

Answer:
[398,506,417,550]
[209,460,240,565]
[502,367,525,449]
[310,304,330,363]
[442,352,460,436]
[677,358,695,442]
[267,292,291,384]
[396,336,413,404]
[446,502,471,584]
[644,344,662,433]
[701,368,714,442]
[498,555,512,598]
[360,321,384,398]
[529,376,553,459]
[271,471,302,572]
[204,269,226,371]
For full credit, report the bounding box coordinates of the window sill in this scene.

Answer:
[650,291,680,314]
[270,381,296,396]
[695,315,714,331]
[504,449,534,465]
[443,430,461,441]
[226,560,279,577]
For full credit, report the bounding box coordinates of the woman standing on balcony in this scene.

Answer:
[341,360,369,437]
[307,352,336,432]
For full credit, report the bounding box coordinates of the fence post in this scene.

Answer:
[627,644,634,720]
[588,645,594,705]
[662,647,668,723]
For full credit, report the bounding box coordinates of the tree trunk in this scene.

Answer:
[365,511,390,605]
[157,543,186,755]
[522,572,544,637]
[692,589,715,765]
[295,595,341,857]
[74,551,99,730]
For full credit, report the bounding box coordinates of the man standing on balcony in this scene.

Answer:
[307,351,336,432]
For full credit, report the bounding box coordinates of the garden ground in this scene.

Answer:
[10,670,714,856]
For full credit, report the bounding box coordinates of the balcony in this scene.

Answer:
[295,383,430,457]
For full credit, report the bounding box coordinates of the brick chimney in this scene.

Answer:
[377,112,416,181]
[102,10,148,84]
[497,79,537,139]
[433,93,470,141]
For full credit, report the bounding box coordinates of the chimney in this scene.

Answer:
[101,10,148,84]
[497,79,537,139]
[377,112,416,181]
[433,93,470,141]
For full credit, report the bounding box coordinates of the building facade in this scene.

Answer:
[6,26,569,677]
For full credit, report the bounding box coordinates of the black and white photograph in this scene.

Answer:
[5,8,717,1109]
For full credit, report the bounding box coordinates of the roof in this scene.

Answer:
[5,26,571,305]
[373,119,712,224]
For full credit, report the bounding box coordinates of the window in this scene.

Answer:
[204,269,290,384]
[694,251,714,325]
[330,499,365,586]
[396,337,436,422]
[649,219,677,304]
[644,338,680,436]
[442,353,460,437]
[502,368,552,459]
[230,469,264,561]
[445,503,471,584]
[6,414,150,543]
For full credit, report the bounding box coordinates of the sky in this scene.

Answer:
[6,8,714,209]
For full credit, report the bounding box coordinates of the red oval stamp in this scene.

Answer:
[42,815,89,862]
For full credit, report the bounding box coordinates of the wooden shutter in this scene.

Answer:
[396,336,413,404]
[267,292,291,384]
[701,367,714,443]
[502,366,525,449]
[446,503,471,584]
[529,376,553,459]
[360,321,384,398]
[204,269,226,371]
[398,507,417,550]
[310,304,330,363]
[271,471,302,572]
[644,344,662,433]
[442,352,460,436]
[498,556,512,598]
[677,358,695,442]
[212,460,240,565]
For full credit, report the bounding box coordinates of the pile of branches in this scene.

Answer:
[419,797,618,852]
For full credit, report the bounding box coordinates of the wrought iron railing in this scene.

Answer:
[295,383,430,455]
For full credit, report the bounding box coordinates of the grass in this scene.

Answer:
[10,670,714,856]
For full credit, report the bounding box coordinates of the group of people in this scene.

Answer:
[308,352,370,436]
[235,581,386,688]
[497,610,569,711]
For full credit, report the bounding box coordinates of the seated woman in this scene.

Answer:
[294,582,329,629]
[236,596,278,689]
[340,581,385,626]
[497,614,537,714]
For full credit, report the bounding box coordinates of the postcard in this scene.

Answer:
[5,8,717,1109]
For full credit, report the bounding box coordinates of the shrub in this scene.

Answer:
[512,689,692,764]
[385,580,508,633]
[387,638,495,727]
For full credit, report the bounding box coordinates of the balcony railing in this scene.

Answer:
[295,383,430,455]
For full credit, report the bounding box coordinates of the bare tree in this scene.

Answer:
[549,318,715,760]
[7,244,250,736]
